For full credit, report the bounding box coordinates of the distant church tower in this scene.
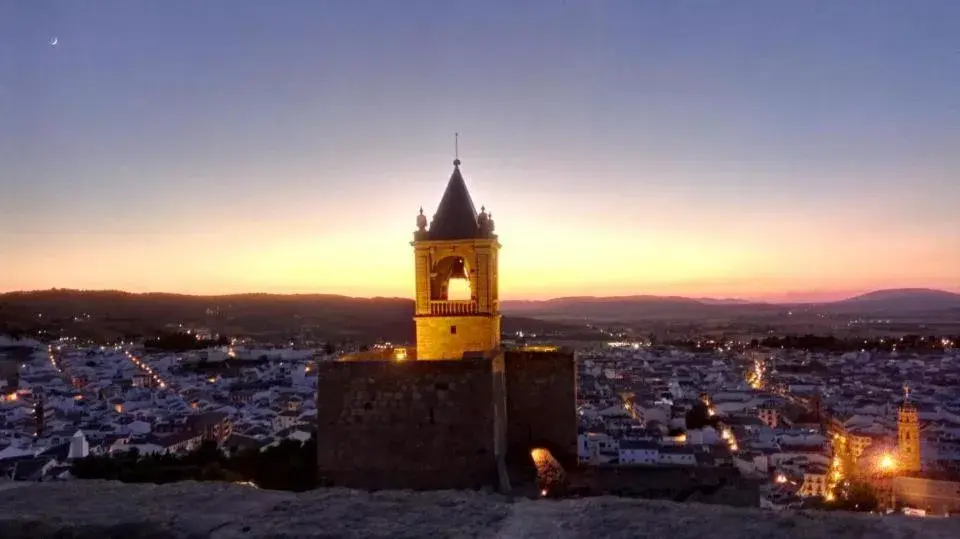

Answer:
[412,157,500,360]
[898,386,921,473]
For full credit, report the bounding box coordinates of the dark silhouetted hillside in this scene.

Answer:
[502,289,960,322]
[825,288,960,313]
[0,289,585,343]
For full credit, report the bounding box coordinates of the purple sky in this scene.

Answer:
[1,1,958,300]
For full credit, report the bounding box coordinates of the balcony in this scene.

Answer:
[429,300,480,316]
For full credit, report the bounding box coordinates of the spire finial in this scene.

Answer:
[904,385,910,403]
[454,132,461,167]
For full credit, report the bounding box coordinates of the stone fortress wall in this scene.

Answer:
[315,358,499,490]
[503,349,578,466]
[893,476,960,514]
[315,348,577,490]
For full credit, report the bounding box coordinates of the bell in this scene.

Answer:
[446,257,471,301]
[449,257,468,280]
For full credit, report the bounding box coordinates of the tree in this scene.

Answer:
[685,402,719,430]
[70,435,319,492]
[832,480,879,512]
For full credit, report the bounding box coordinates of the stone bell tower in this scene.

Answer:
[412,158,500,360]
[898,385,922,473]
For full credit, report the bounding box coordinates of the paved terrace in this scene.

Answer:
[1,481,958,538]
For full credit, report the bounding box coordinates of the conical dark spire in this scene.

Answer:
[428,160,481,240]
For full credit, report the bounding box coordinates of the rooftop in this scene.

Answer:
[427,161,481,241]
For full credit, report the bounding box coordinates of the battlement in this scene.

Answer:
[2,481,959,538]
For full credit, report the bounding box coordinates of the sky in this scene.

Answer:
[1,1,958,302]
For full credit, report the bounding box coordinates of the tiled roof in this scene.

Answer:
[427,163,481,241]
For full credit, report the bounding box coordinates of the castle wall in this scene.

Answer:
[893,476,960,514]
[415,315,500,360]
[316,359,499,490]
[503,349,578,467]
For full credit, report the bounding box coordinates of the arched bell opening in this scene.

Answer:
[431,256,473,301]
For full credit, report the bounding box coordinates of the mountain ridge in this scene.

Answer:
[2,288,958,330]
[2,287,958,305]
[500,288,960,321]
[0,288,587,343]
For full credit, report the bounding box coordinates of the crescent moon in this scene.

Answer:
[50,37,58,46]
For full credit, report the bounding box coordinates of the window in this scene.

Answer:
[450,325,457,334]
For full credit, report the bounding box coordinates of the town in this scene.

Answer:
[0,333,319,485]
[2,329,958,515]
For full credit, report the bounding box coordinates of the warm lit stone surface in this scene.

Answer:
[2,481,959,538]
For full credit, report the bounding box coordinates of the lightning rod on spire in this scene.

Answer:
[454,133,461,166]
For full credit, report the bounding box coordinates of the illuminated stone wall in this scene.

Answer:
[893,476,960,515]
[415,315,501,360]
[503,349,578,467]
[412,238,501,361]
[316,359,500,489]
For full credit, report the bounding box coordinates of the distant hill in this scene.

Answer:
[825,288,960,314]
[502,288,960,321]
[2,288,957,341]
[502,295,778,321]
[0,289,585,343]
[694,297,754,306]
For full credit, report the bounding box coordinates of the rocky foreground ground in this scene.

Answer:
[1,480,958,538]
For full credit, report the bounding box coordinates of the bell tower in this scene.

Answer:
[412,157,500,360]
[898,385,921,473]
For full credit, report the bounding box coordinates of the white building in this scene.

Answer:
[618,440,660,465]
[578,432,619,465]
[68,430,89,460]
[658,447,697,466]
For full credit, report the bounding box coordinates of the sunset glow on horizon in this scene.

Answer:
[2,2,958,302]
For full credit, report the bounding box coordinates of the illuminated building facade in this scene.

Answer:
[898,397,922,473]
[412,158,501,360]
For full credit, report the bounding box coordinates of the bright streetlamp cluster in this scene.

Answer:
[125,351,168,390]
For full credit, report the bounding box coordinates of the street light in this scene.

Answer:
[878,453,897,473]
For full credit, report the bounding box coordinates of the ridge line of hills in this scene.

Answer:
[1,288,958,343]
[2,286,958,306]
